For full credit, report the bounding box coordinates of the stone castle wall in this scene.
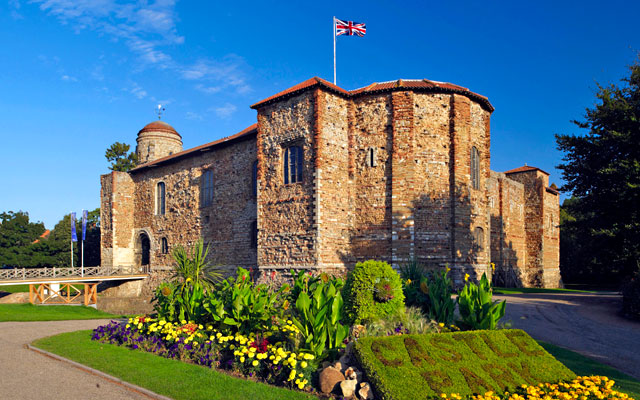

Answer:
[101,80,561,288]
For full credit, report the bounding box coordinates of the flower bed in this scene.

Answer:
[93,316,316,391]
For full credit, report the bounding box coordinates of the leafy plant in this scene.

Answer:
[456,273,506,330]
[152,239,222,322]
[363,306,437,337]
[423,268,456,325]
[290,273,348,361]
[399,260,429,308]
[204,267,288,334]
[343,260,405,324]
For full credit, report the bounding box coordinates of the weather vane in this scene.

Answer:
[157,104,165,120]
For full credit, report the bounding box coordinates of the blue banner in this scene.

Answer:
[81,209,88,241]
[71,212,77,242]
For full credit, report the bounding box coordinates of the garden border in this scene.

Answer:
[27,344,171,400]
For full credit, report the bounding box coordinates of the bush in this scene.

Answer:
[399,260,429,309]
[457,273,506,330]
[343,260,405,324]
[354,330,575,400]
[362,306,438,337]
[400,263,455,324]
[622,271,640,320]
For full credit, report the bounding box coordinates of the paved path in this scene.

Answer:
[495,292,640,380]
[0,319,149,400]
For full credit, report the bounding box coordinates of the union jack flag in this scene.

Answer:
[335,18,366,37]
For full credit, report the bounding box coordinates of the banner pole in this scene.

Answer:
[333,16,336,85]
[81,239,84,277]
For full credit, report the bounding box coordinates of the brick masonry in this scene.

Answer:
[101,78,561,288]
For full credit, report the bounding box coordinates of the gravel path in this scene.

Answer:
[0,319,150,400]
[495,292,640,380]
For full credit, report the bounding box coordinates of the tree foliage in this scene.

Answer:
[0,211,46,267]
[556,59,640,283]
[105,142,138,172]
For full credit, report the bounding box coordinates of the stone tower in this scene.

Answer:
[136,121,183,164]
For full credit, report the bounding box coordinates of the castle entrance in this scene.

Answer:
[135,232,151,267]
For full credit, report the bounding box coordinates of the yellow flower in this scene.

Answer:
[252,360,259,367]
[464,273,470,282]
[406,279,412,284]
[239,356,245,363]
[300,361,308,368]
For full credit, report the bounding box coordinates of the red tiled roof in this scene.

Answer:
[32,229,50,244]
[131,123,257,172]
[504,165,550,175]
[251,78,494,111]
[139,120,182,139]
[250,77,349,109]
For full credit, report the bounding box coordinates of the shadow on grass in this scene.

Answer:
[33,330,317,400]
[0,304,121,322]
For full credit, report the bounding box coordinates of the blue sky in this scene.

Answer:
[1,0,638,229]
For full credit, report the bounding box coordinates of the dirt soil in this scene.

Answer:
[496,292,640,380]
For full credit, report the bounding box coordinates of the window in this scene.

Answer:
[252,160,258,197]
[283,145,303,184]
[201,169,214,207]
[474,227,484,251]
[161,237,169,254]
[156,182,166,215]
[250,220,258,248]
[367,147,377,167]
[471,146,480,190]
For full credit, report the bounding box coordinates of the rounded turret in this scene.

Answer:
[136,121,183,164]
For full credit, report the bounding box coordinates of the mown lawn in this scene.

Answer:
[539,341,640,399]
[33,330,317,400]
[0,304,120,322]
[0,284,30,293]
[494,287,596,295]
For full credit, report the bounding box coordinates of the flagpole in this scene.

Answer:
[333,16,336,85]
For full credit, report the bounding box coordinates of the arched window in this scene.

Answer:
[283,145,303,184]
[474,227,484,251]
[252,160,258,197]
[367,147,377,167]
[161,237,169,254]
[250,220,258,248]
[156,182,166,215]
[471,146,480,190]
[201,169,214,207]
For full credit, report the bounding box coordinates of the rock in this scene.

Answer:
[333,361,342,371]
[340,379,358,398]
[339,353,351,368]
[345,366,359,380]
[359,382,374,399]
[0,292,30,304]
[321,361,331,369]
[319,366,345,394]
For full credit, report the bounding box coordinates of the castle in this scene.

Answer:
[100,77,561,288]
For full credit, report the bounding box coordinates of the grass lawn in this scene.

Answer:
[0,284,30,293]
[539,341,640,399]
[494,287,596,295]
[33,330,317,400]
[0,304,121,322]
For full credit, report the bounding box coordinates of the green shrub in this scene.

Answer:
[354,330,575,400]
[400,260,429,308]
[343,260,405,324]
[152,239,222,322]
[400,263,455,324]
[363,306,437,337]
[622,270,640,320]
[457,273,506,330]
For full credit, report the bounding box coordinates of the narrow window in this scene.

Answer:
[161,237,169,254]
[283,145,303,184]
[471,146,480,190]
[201,170,214,207]
[156,182,166,215]
[252,160,258,197]
[250,220,258,248]
[367,147,377,167]
[474,227,484,251]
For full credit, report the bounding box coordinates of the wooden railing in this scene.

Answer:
[0,265,150,281]
[29,282,99,306]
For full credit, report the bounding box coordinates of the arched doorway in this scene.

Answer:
[136,232,151,267]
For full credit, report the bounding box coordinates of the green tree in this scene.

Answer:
[0,211,45,267]
[105,142,138,172]
[38,209,101,268]
[556,58,640,283]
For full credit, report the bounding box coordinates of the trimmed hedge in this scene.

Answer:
[354,329,575,400]
[343,260,405,324]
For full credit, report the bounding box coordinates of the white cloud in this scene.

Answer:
[9,0,23,19]
[129,82,147,99]
[61,74,78,82]
[212,103,237,119]
[185,111,203,121]
[195,84,222,94]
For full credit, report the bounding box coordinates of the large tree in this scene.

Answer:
[556,59,640,283]
[105,142,138,172]
[0,211,46,267]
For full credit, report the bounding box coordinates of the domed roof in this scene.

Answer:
[138,120,181,138]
